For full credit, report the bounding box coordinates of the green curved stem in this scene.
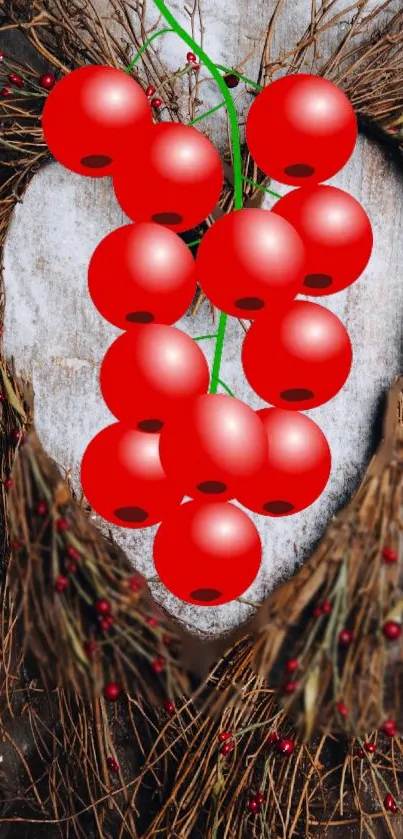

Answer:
[193,333,219,342]
[150,1,244,395]
[242,176,281,199]
[125,27,175,73]
[218,379,235,397]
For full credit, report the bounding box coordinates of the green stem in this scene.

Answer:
[242,176,281,199]
[218,378,235,397]
[150,1,244,395]
[188,100,226,125]
[125,27,175,72]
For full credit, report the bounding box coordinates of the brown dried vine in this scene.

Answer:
[0,1,403,837]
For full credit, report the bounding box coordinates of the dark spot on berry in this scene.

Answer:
[81,154,112,168]
[126,311,155,323]
[304,274,332,289]
[280,388,314,401]
[114,506,148,523]
[137,419,164,432]
[284,163,314,178]
[190,588,222,602]
[263,500,295,514]
[152,212,183,225]
[235,297,265,311]
[197,481,227,494]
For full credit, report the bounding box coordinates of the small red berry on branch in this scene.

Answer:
[151,656,166,673]
[266,731,280,747]
[336,701,348,717]
[248,799,260,815]
[151,97,162,109]
[255,792,264,806]
[100,616,114,632]
[104,682,122,702]
[382,621,401,641]
[381,719,397,737]
[4,478,13,490]
[277,738,295,756]
[384,794,398,814]
[382,546,398,564]
[338,629,354,648]
[107,756,120,773]
[146,84,156,97]
[164,699,175,715]
[364,742,376,754]
[220,741,234,757]
[223,73,240,88]
[218,731,232,742]
[284,680,299,694]
[66,545,80,561]
[128,576,142,592]
[8,73,24,88]
[1,88,11,98]
[84,641,97,658]
[39,73,56,90]
[186,51,197,63]
[36,499,48,516]
[321,599,332,614]
[285,659,299,674]
[56,517,69,532]
[55,575,68,594]
[95,598,112,616]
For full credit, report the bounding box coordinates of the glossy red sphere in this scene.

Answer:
[153,500,261,606]
[242,301,352,410]
[246,74,357,186]
[100,325,210,431]
[159,394,268,501]
[80,423,183,528]
[88,222,197,328]
[237,408,331,516]
[196,208,306,317]
[42,66,151,177]
[113,122,223,233]
[273,186,373,295]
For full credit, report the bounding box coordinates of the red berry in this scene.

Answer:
[246,74,357,187]
[95,599,112,616]
[151,97,162,109]
[10,540,21,550]
[128,576,142,592]
[255,791,264,806]
[160,394,268,503]
[381,719,397,737]
[237,409,331,517]
[277,738,295,756]
[164,699,175,715]
[1,88,12,98]
[313,605,323,618]
[186,51,197,63]
[242,301,352,411]
[89,223,197,330]
[66,561,77,574]
[8,73,24,88]
[284,680,299,694]
[37,499,48,516]
[321,599,332,614]
[0,390,5,400]
[218,731,232,742]
[196,209,305,318]
[100,616,114,632]
[382,546,398,564]
[56,517,69,532]
[286,659,299,674]
[113,122,223,234]
[273,186,372,296]
[153,500,261,606]
[266,731,280,747]
[146,617,159,627]
[224,73,240,89]
[220,741,234,757]
[81,424,184,529]
[104,682,122,702]
[382,621,401,641]
[248,799,260,814]
[12,428,21,443]
[100,325,209,432]
[67,545,80,561]
[4,478,13,490]
[0,51,3,61]
[107,756,119,773]
[192,65,201,71]
[384,794,398,813]
[42,66,151,177]
[84,641,97,658]
[336,701,348,717]
[146,84,156,97]
[39,73,56,90]
[355,748,365,759]
[364,742,376,754]
[338,629,354,648]
[151,656,165,673]
[162,634,172,646]
[55,575,68,593]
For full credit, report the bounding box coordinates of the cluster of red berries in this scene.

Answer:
[40,64,373,608]
[0,51,56,97]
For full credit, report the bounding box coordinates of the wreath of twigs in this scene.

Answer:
[0,1,403,837]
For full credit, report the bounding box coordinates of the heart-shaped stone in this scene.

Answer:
[4,134,403,637]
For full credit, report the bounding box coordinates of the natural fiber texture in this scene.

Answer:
[1,1,403,837]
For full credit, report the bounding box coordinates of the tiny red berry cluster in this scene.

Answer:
[40,61,372,608]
